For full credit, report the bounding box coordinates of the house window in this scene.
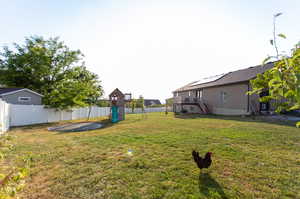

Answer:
[196,90,203,100]
[188,91,191,97]
[18,97,31,102]
[221,91,227,103]
[176,92,179,97]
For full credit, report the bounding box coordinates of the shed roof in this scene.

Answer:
[0,88,43,97]
[0,88,24,95]
[174,62,274,92]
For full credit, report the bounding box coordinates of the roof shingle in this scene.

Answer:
[0,88,24,95]
[174,62,274,92]
[144,99,161,106]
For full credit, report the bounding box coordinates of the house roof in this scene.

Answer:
[174,62,274,92]
[0,88,43,97]
[144,99,161,106]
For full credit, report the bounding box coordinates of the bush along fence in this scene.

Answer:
[0,100,168,133]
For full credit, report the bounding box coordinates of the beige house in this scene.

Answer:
[173,62,274,115]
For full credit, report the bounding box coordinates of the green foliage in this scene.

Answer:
[250,46,300,114]
[249,14,300,120]
[130,99,137,113]
[0,36,103,110]
[296,121,300,128]
[43,66,103,110]
[0,135,31,199]
[277,33,287,39]
[136,96,145,110]
[166,98,174,106]
[96,100,110,107]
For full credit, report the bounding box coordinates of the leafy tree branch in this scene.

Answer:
[249,13,300,127]
[0,36,103,110]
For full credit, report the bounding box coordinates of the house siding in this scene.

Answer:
[1,90,42,105]
[173,63,276,115]
[175,82,251,115]
[203,83,249,115]
[248,84,277,113]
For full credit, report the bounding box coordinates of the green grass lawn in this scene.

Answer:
[6,113,300,199]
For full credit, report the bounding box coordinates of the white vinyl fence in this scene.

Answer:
[125,107,166,114]
[0,100,10,134]
[0,104,167,132]
[9,105,112,127]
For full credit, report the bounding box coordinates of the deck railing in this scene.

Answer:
[173,96,201,104]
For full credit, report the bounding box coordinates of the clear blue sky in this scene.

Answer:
[1,0,299,101]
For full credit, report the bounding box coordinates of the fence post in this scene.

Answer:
[0,101,3,134]
[0,100,10,133]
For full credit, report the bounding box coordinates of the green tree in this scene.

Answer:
[44,66,103,110]
[165,98,174,114]
[249,13,300,127]
[166,98,174,107]
[130,99,137,113]
[0,36,103,110]
[136,95,145,111]
[96,100,110,107]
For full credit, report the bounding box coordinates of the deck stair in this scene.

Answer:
[178,97,209,114]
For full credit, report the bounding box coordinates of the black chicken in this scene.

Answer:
[192,150,212,170]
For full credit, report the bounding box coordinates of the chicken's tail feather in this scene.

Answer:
[192,150,202,168]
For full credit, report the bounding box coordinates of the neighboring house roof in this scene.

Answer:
[174,62,274,92]
[144,99,161,106]
[0,88,43,97]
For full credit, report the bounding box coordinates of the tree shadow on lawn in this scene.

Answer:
[175,114,297,127]
[199,172,228,199]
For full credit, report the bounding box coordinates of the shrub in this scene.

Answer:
[181,109,188,114]
[0,134,31,199]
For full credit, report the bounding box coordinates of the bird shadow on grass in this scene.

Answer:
[198,172,228,199]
